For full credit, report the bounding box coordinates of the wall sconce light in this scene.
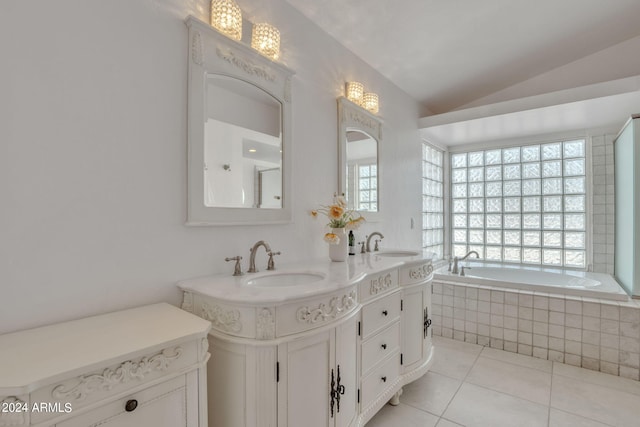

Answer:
[251,23,280,60]
[362,92,379,114]
[210,0,243,41]
[345,82,364,105]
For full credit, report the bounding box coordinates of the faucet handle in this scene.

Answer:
[374,239,380,251]
[225,256,243,276]
[359,241,366,254]
[267,251,281,270]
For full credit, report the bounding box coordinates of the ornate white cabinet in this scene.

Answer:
[355,261,433,426]
[278,313,358,427]
[0,304,211,427]
[179,254,434,427]
[184,285,360,427]
[399,262,434,377]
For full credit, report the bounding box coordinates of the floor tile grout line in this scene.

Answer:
[478,349,553,374]
[434,345,484,423]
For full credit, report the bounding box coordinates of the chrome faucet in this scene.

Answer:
[248,240,271,273]
[366,232,384,252]
[451,250,479,275]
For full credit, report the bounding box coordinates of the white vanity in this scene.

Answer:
[179,251,434,427]
[0,304,211,427]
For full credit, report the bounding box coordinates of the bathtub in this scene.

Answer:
[434,261,629,301]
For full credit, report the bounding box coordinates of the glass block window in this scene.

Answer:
[450,140,586,268]
[422,142,444,259]
[346,163,377,211]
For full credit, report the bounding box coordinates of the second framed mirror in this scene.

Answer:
[338,97,383,220]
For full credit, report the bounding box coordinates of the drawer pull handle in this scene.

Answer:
[381,343,387,350]
[125,399,138,412]
[381,376,387,383]
[382,310,388,316]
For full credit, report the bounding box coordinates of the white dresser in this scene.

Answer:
[0,304,211,427]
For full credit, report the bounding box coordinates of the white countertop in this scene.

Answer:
[178,251,433,305]
[0,303,211,394]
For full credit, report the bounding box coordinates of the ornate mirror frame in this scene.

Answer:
[337,97,383,221]
[186,16,295,225]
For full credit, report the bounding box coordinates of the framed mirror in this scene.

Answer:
[186,16,294,225]
[338,97,383,220]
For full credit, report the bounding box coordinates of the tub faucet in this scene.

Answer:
[366,232,384,252]
[451,250,479,275]
[248,240,271,273]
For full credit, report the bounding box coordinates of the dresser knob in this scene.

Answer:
[382,310,388,316]
[125,399,138,412]
[381,376,387,383]
[381,343,387,350]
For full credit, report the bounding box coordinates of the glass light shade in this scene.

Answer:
[251,23,280,60]
[210,0,242,41]
[345,82,364,105]
[363,92,379,114]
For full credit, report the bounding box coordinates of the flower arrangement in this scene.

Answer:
[311,195,365,244]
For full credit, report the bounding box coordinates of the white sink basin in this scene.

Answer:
[244,272,326,287]
[375,250,420,257]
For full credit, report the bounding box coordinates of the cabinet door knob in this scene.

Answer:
[382,310,388,316]
[125,399,138,412]
[381,376,387,383]
[381,343,387,350]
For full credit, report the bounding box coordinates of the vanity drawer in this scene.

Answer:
[399,262,433,286]
[361,321,400,376]
[361,291,401,339]
[359,269,398,302]
[361,352,400,410]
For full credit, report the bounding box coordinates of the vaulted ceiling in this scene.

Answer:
[284,0,640,115]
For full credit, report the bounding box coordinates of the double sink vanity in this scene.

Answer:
[180,12,434,427]
[179,248,434,427]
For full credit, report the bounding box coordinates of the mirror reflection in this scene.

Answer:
[345,130,378,212]
[204,74,283,209]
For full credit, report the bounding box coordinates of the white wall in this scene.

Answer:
[0,0,423,334]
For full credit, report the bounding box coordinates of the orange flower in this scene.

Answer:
[328,205,345,220]
[324,233,340,245]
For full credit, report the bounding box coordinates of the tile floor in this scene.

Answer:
[365,336,640,427]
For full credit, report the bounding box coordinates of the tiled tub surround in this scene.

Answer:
[431,279,640,381]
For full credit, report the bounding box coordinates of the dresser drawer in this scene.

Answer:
[361,352,400,409]
[361,321,400,376]
[361,291,401,339]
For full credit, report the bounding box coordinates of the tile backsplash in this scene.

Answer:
[431,280,640,381]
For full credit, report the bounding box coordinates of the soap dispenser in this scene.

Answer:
[348,230,355,255]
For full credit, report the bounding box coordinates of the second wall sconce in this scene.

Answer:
[210,0,242,41]
[251,23,281,60]
[362,92,379,114]
[345,81,379,114]
[345,81,364,105]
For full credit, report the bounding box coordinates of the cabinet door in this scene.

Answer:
[401,283,432,372]
[278,330,333,427]
[334,315,358,427]
[57,375,189,427]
